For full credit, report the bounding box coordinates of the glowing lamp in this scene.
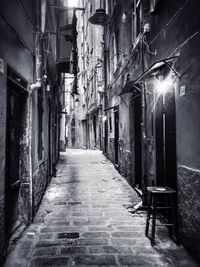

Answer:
[66,0,79,8]
[154,75,173,95]
[102,115,107,122]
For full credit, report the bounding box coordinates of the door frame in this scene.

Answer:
[5,68,30,238]
[114,106,119,166]
[155,86,177,189]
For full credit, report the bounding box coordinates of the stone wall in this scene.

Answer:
[177,165,200,263]
[0,197,5,262]
[118,141,132,183]
[107,138,115,164]
[0,67,6,260]
[32,162,48,215]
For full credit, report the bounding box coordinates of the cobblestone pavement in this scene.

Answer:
[4,150,199,267]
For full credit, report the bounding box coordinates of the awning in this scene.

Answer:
[104,104,119,112]
[118,81,141,96]
[118,56,178,96]
[134,56,179,83]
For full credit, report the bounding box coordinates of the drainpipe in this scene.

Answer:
[141,31,148,206]
[30,0,43,93]
[102,13,108,156]
[29,0,43,221]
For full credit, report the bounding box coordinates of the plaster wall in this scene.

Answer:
[148,0,200,262]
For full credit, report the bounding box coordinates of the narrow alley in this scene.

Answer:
[1,0,200,266]
[4,150,198,267]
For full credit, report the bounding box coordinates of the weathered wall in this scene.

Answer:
[0,0,34,80]
[148,0,200,262]
[32,162,48,214]
[105,0,135,183]
[177,166,200,263]
[107,138,115,163]
[175,34,200,261]
[18,95,31,224]
[0,65,7,260]
[118,94,132,183]
[31,86,53,216]
[0,0,34,260]
[105,0,200,262]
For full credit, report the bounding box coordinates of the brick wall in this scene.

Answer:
[177,165,200,263]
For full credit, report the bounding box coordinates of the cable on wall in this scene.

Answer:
[18,0,43,34]
[0,14,34,55]
[150,0,190,45]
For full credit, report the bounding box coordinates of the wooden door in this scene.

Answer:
[155,87,177,189]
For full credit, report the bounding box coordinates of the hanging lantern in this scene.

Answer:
[89,9,112,25]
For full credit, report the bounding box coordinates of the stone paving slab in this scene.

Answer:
[4,149,199,267]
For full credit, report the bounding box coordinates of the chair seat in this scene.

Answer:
[147,186,176,194]
[145,186,179,246]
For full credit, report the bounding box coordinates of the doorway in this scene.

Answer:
[134,95,142,188]
[93,115,97,148]
[155,87,177,189]
[71,118,75,147]
[82,120,87,148]
[104,120,108,155]
[5,74,27,237]
[114,107,119,166]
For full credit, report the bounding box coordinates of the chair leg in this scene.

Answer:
[151,195,156,246]
[145,194,152,237]
[166,195,173,237]
[169,195,180,245]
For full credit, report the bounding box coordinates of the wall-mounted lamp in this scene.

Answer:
[46,84,50,92]
[122,13,127,23]
[102,115,108,122]
[154,75,174,95]
[66,0,79,8]
[89,9,112,25]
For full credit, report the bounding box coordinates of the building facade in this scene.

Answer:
[0,0,68,262]
[66,0,105,150]
[102,0,200,263]
[45,0,200,263]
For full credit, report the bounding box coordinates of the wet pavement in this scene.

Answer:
[4,149,199,266]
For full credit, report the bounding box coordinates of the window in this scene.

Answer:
[132,0,142,45]
[112,31,120,73]
[106,48,111,84]
[109,115,112,132]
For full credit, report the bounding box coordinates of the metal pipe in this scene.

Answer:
[141,31,148,205]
